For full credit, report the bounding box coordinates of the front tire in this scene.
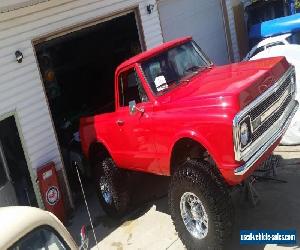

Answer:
[169,161,233,249]
[94,157,130,218]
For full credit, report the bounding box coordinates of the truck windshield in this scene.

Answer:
[141,41,211,95]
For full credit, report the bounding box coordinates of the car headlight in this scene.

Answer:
[240,122,250,147]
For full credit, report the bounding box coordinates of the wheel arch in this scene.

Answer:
[169,134,221,176]
[88,140,111,163]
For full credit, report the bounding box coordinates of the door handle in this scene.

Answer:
[116,119,125,126]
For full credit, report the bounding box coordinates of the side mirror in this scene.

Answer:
[129,100,144,115]
[79,225,89,250]
[129,100,137,115]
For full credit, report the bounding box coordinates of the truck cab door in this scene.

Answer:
[113,67,159,173]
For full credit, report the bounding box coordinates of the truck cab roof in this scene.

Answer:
[116,36,192,73]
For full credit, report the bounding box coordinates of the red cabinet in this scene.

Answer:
[37,162,65,222]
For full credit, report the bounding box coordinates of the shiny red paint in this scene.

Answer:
[80,37,290,186]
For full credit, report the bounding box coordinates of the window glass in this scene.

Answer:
[0,142,8,187]
[141,41,209,95]
[10,226,69,250]
[286,32,300,44]
[119,68,148,107]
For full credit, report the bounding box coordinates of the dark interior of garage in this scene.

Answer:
[35,12,142,205]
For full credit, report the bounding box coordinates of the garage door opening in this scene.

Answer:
[34,11,143,206]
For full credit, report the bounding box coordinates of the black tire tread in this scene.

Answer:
[169,160,233,250]
[94,156,130,218]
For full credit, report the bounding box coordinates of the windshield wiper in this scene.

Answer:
[185,65,211,75]
[185,65,201,73]
[179,79,190,84]
[179,65,212,85]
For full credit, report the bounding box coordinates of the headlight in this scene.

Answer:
[240,122,250,147]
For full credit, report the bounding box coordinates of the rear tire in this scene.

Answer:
[93,157,130,218]
[168,160,233,249]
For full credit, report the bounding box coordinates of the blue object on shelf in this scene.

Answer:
[249,13,300,39]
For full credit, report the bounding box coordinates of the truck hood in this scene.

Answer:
[158,56,290,110]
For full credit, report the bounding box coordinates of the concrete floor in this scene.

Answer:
[67,146,300,250]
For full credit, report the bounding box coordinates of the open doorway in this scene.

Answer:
[34,11,143,205]
[0,116,38,207]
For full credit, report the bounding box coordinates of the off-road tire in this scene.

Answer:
[93,157,130,218]
[169,160,233,250]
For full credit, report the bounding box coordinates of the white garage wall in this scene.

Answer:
[0,0,49,13]
[158,0,229,65]
[0,0,163,207]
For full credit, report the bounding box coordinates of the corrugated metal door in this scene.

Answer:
[158,0,229,65]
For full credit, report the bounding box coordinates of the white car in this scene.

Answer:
[244,33,300,61]
[249,45,300,145]
[0,206,88,250]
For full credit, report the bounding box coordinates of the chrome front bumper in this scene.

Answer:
[234,99,299,176]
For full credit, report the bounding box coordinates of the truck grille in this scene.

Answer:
[233,66,296,162]
[249,74,291,120]
[252,95,291,142]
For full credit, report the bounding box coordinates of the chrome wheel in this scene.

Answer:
[99,176,112,204]
[180,192,208,239]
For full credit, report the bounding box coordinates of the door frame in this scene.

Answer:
[32,7,146,50]
[0,111,44,208]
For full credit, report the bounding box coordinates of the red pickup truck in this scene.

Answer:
[80,37,298,249]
